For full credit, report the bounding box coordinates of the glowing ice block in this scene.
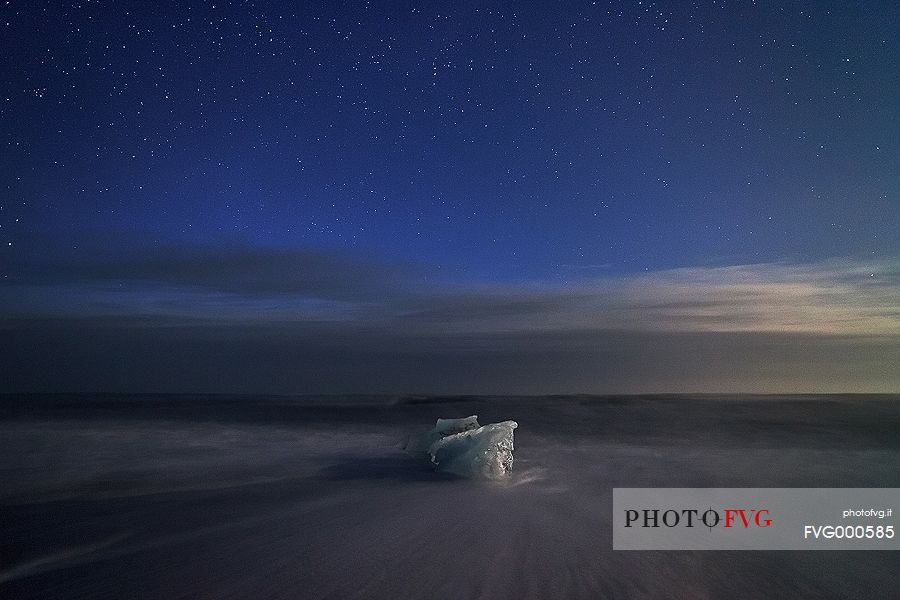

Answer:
[406,416,517,479]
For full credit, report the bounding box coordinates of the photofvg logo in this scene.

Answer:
[625,506,772,530]
[613,488,900,550]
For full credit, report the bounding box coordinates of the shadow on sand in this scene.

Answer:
[315,452,463,482]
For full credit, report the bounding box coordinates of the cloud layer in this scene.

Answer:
[2,247,898,393]
[4,247,898,335]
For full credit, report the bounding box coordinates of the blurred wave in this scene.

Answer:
[1,394,898,599]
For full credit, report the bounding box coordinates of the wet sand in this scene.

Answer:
[1,394,898,599]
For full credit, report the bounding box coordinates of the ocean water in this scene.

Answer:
[1,394,898,599]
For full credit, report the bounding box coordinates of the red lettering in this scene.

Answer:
[755,509,772,527]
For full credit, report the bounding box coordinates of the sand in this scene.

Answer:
[1,394,898,599]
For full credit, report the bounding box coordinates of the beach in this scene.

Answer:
[1,394,898,599]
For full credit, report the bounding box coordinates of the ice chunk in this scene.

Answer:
[430,421,518,479]
[406,416,518,479]
[434,415,480,436]
[404,415,479,461]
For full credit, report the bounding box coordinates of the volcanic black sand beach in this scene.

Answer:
[1,394,898,599]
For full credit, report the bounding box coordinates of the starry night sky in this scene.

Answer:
[2,1,899,393]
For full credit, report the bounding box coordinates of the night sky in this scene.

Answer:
[2,1,899,393]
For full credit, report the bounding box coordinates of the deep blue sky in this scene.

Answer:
[2,1,899,393]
